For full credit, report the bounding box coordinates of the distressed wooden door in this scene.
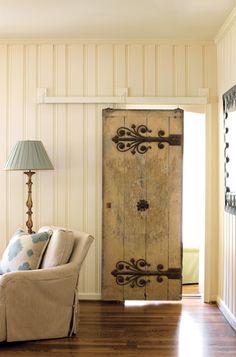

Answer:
[102,109,183,301]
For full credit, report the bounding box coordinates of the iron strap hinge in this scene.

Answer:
[112,124,182,155]
[111,259,182,288]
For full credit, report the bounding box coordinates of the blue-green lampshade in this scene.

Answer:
[4,140,54,170]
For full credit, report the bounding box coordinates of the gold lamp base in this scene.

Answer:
[24,170,35,234]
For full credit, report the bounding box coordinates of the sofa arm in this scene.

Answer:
[0,264,79,342]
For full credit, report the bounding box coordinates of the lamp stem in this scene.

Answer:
[24,170,35,234]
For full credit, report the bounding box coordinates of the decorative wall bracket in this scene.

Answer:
[111,258,181,288]
[112,124,181,155]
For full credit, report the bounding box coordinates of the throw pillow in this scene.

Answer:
[0,228,52,273]
[38,228,75,268]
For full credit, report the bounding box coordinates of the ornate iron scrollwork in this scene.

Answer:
[137,199,149,211]
[223,84,236,214]
[112,124,181,155]
[111,258,181,288]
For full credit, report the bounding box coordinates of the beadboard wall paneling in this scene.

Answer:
[0,41,216,298]
[174,45,186,96]
[157,45,174,96]
[8,45,25,234]
[0,45,7,254]
[217,16,236,325]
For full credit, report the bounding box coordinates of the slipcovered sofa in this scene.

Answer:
[0,226,94,342]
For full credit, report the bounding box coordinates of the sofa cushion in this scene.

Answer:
[38,228,75,268]
[0,229,51,273]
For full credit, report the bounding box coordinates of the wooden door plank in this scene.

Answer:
[123,110,147,300]
[102,109,125,300]
[168,109,183,300]
[146,111,170,300]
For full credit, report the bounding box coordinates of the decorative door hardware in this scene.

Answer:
[223,84,236,214]
[137,199,149,211]
[111,258,182,288]
[112,124,182,155]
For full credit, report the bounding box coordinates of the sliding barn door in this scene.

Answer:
[102,109,183,301]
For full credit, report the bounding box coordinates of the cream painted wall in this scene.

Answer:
[216,11,236,328]
[0,39,217,299]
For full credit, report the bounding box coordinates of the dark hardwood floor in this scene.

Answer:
[1,298,236,357]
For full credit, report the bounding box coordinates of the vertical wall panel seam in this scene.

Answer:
[114,45,117,107]
[93,44,97,300]
[53,44,57,225]
[83,44,86,95]
[36,45,41,227]
[65,45,69,228]
[228,213,231,309]
[230,213,233,311]
[124,44,128,89]
[127,45,130,95]
[22,45,26,225]
[230,29,233,86]
[96,105,101,292]
[202,45,206,89]
[228,213,231,307]
[83,51,87,232]
[225,213,229,304]
[143,45,146,96]
[66,45,71,227]
[83,44,89,292]
[185,45,189,96]
[95,44,98,96]
[0,44,7,243]
[6,44,9,239]
[228,213,231,310]
[232,215,235,314]
[23,45,26,139]
[155,45,159,96]
[225,213,228,303]
[228,214,230,305]
[7,46,11,238]
[172,45,176,96]
[83,109,88,233]
[234,216,236,315]
[222,213,229,302]
[82,44,87,231]
[153,45,156,96]
[112,44,115,96]
[82,45,87,232]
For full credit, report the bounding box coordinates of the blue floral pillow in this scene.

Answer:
[0,229,52,273]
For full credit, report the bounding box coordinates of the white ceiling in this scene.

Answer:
[0,0,235,40]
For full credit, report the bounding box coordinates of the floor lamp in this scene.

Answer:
[4,140,54,234]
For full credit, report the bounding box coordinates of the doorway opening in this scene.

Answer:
[119,105,206,300]
[182,111,205,297]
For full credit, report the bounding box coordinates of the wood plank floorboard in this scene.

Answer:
[0,298,236,357]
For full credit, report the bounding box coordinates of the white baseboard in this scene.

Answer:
[217,297,236,331]
[78,292,102,300]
